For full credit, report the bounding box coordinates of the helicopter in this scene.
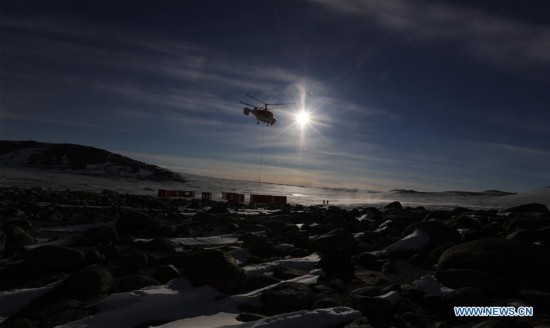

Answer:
[240,94,292,126]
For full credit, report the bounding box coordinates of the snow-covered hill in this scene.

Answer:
[0,140,185,182]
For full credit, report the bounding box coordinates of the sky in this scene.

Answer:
[1,0,549,192]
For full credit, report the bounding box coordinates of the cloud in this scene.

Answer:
[311,0,550,70]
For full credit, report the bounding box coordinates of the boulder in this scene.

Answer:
[310,228,355,254]
[245,274,280,291]
[503,203,549,216]
[0,228,5,254]
[260,282,313,315]
[136,238,178,252]
[318,249,355,281]
[181,249,246,294]
[118,252,149,270]
[116,211,158,232]
[152,264,180,283]
[59,266,113,298]
[351,295,392,328]
[82,225,117,246]
[24,245,85,274]
[383,201,403,211]
[240,233,279,258]
[273,265,307,280]
[116,274,160,292]
[402,221,461,247]
[438,238,550,292]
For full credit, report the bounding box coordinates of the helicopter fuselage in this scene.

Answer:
[243,108,276,126]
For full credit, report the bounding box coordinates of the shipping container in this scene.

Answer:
[224,192,244,203]
[201,192,212,200]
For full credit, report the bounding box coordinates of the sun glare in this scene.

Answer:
[296,110,311,127]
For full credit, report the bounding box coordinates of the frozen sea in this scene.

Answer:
[1,167,548,210]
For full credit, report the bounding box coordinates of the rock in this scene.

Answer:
[503,203,549,216]
[381,261,399,274]
[435,269,513,296]
[505,229,547,242]
[6,219,34,231]
[116,211,158,232]
[208,203,229,214]
[240,233,279,258]
[443,287,490,307]
[152,264,180,283]
[136,238,178,252]
[273,265,307,280]
[0,228,5,254]
[438,238,550,292]
[310,228,356,253]
[236,313,267,322]
[472,319,506,328]
[517,289,550,314]
[82,225,117,246]
[3,224,35,249]
[118,252,149,270]
[352,295,392,328]
[59,266,113,298]
[116,274,160,292]
[408,253,435,269]
[356,252,380,271]
[504,217,550,232]
[319,250,355,281]
[182,249,246,294]
[260,282,313,315]
[245,274,280,291]
[401,312,426,328]
[403,221,461,247]
[24,245,85,274]
[344,316,373,328]
[383,201,403,211]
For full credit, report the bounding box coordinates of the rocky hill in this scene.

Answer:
[0,140,186,182]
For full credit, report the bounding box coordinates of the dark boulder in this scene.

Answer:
[260,282,313,315]
[117,252,149,270]
[116,274,160,292]
[503,203,549,216]
[82,225,117,246]
[245,274,280,291]
[152,264,180,283]
[58,266,113,298]
[116,211,158,232]
[352,295,392,328]
[273,265,307,280]
[356,252,380,271]
[402,221,461,248]
[135,238,178,252]
[310,228,356,254]
[383,201,403,211]
[438,238,550,292]
[504,217,550,232]
[0,228,5,254]
[181,249,246,294]
[24,245,85,274]
[318,249,355,281]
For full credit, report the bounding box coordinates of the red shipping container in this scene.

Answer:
[272,196,287,205]
[250,194,273,204]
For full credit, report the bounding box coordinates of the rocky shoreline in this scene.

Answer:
[1,187,549,327]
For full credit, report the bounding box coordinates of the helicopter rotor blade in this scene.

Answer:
[245,94,267,105]
[239,101,258,108]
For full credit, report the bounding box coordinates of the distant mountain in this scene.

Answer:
[390,189,515,196]
[0,140,186,182]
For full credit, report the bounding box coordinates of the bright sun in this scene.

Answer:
[296,111,311,127]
